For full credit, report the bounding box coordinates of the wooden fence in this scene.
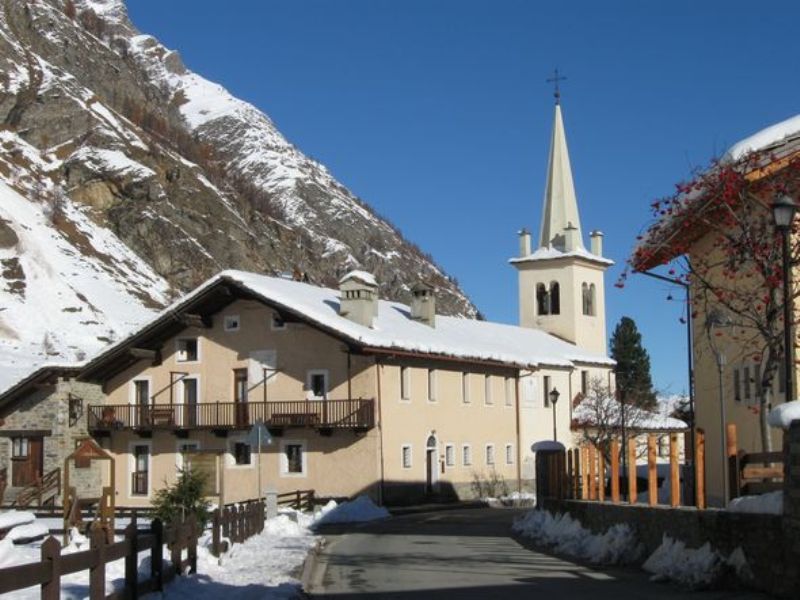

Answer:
[727,423,783,499]
[541,430,707,509]
[0,515,198,600]
[277,489,315,511]
[210,499,265,557]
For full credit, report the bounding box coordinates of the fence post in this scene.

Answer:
[669,432,680,507]
[610,439,620,503]
[41,536,61,600]
[89,525,106,599]
[212,508,221,557]
[171,518,183,575]
[188,514,198,574]
[580,445,589,499]
[124,522,139,600]
[627,437,637,504]
[598,448,606,502]
[151,518,164,592]
[695,429,706,509]
[259,499,265,532]
[647,434,657,506]
[296,490,301,510]
[222,506,230,541]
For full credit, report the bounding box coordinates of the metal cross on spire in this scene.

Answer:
[546,68,567,105]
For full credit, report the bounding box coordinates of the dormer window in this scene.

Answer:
[271,313,286,331]
[224,315,240,332]
[176,338,199,362]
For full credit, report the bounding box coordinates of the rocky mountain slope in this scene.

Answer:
[0,0,477,383]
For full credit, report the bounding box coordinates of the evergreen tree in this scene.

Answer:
[151,467,210,528]
[609,316,657,410]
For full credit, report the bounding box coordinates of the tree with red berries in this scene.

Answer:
[626,147,800,452]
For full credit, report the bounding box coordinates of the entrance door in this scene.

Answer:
[234,368,249,427]
[425,435,438,495]
[12,436,44,487]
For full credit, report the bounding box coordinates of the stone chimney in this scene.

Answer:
[410,282,436,327]
[339,270,378,328]
[518,228,531,257]
[590,230,604,257]
[563,222,579,252]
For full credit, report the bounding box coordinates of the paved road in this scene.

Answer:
[306,508,768,600]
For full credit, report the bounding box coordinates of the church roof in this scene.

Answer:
[80,270,614,379]
[539,104,584,251]
[509,245,614,267]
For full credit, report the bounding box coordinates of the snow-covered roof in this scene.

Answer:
[84,270,614,373]
[509,245,614,267]
[724,113,800,162]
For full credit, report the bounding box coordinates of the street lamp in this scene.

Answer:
[706,308,731,505]
[550,387,560,442]
[772,195,797,404]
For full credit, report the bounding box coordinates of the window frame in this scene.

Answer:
[445,443,455,468]
[306,369,329,400]
[462,372,470,404]
[270,312,287,331]
[484,374,493,406]
[485,443,495,466]
[543,375,551,408]
[280,440,308,477]
[505,443,514,465]
[462,443,472,467]
[224,314,241,332]
[176,440,200,470]
[400,366,411,401]
[401,444,413,469]
[11,437,29,459]
[504,377,514,407]
[175,337,200,363]
[129,441,152,498]
[231,439,253,468]
[427,369,437,402]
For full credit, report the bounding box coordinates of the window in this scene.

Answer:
[11,437,28,458]
[543,375,551,408]
[307,370,328,399]
[445,444,455,467]
[484,375,493,405]
[400,366,411,400]
[588,284,596,316]
[271,312,286,330]
[462,444,472,466]
[401,444,412,469]
[505,377,514,407]
[177,441,200,470]
[427,369,436,402]
[132,444,149,496]
[224,315,240,332]
[133,379,150,406]
[485,444,495,466]
[743,366,751,400]
[234,369,248,403]
[176,338,198,362]
[505,443,514,465]
[536,283,549,315]
[281,442,306,476]
[462,373,470,404]
[733,368,741,402]
[549,282,560,315]
[581,370,589,396]
[234,442,251,466]
[582,283,596,316]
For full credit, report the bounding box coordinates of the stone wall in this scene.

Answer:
[0,378,104,502]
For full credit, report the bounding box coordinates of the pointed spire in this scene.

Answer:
[538,103,584,252]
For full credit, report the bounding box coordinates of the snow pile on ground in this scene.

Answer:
[727,491,783,515]
[314,495,390,525]
[4,522,49,543]
[0,510,35,530]
[768,400,800,429]
[484,491,537,507]
[643,535,753,589]
[512,510,642,565]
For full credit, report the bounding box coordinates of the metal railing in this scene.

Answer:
[89,399,375,432]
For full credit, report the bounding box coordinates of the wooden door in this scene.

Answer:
[234,368,249,427]
[426,450,435,494]
[12,436,43,487]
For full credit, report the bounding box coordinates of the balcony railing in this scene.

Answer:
[88,399,375,432]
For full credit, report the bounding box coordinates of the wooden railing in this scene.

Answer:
[210,500,265,556]
[277,489,315,512]
[727,423,783,499]
[0,516,198,599]
[14,467,61,508]
[88,399,375,432]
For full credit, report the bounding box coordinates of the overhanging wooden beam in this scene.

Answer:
[180,313,213,329]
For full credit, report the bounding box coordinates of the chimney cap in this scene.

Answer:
[411,281,435,295]
[339,270,378,287]
[590,230,604,237]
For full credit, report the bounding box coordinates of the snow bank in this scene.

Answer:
[314,496,390,525]
[0,510,35,530]
[727,491,783,515]
[767,400,800,429]
[512,510,642,565]
[5,522,49,543]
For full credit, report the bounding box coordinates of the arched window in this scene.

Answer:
[549,282,560,315]
[426,435,437,449]
[536,283,549,315]
[582,283,590,315]
[588,284,596,316]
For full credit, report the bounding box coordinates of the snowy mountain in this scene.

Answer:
[0,0,477,386]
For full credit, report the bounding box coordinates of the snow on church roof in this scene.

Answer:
[509,245,614,266]
[86,270,614,372]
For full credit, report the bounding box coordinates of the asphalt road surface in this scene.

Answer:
[306,507,769,600]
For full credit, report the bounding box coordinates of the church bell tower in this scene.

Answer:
[510,90,612,355]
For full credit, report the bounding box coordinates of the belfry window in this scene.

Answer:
[582,283,596,316]
[536,284,549,315]
[549,282,560,315]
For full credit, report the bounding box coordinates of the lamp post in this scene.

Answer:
[772,195,797,404]
[706,308,731,505]
[550,388,560,442]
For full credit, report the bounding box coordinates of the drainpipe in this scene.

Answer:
[375,358,386,505]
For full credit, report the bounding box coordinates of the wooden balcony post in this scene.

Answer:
[628,437,637,504]
[695,429,706,509]
[669,432,680,507]
[610,439,620,503]
[598,448,606,502]
[588,445,597,500]
[580,445,589,500]
[647,434,657,506]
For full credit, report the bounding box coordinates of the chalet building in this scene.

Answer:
[631,113,800,504]
[0,97,615,507]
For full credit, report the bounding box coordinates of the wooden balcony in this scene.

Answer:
[88,399,375,434]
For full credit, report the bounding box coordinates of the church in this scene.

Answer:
[0,99,614,507]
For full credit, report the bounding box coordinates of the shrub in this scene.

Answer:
[151,467,210,528]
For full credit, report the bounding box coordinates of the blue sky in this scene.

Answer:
[127,0,800,395]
